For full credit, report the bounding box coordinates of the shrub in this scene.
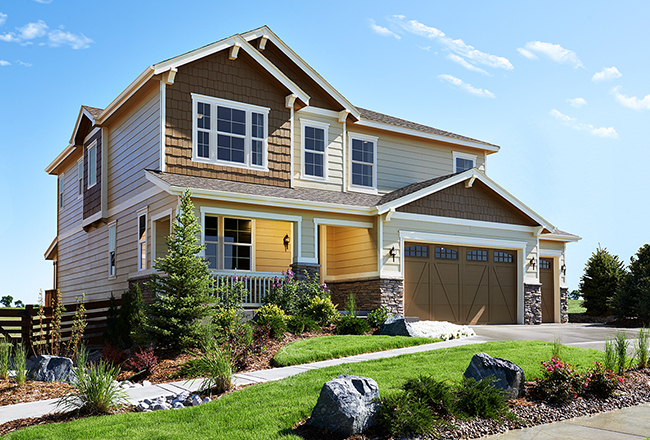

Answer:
[228,323,272,372]
[635,327,649,369]
[124,345,158,376]
[182,336,233,396]
[76,341,88,372]
[614,331,629,375]
[583,361,622,398]
[610,244,650,322]
[531,356,583,404]
[265,270,330,315]
[212,306,242,341]
[65,293,87,360]
[377,392,439,436]
[56,361,127,414]
[101,341,125,366]
[367,306,391,328]
[105,285,146,349]
[334,294,370,335]
[401,375,454,415]
[604,338,616,371]
[0,296,13,308]
[0,337,10,380]
[303,296,338,326]
[214,275,248,310]
[256,304,289,339]
[579,245,625,316]
[455,377,509,419]
[286,315,319,335]
[14,343,27,386]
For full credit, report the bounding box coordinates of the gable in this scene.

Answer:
[397,180,539,226]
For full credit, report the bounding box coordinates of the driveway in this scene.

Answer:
[471,323,642,352]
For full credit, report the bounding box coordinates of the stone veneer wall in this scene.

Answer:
[560,287,569,323]
[524,283,542,325]
[128,276,155,305]
[327,278,404,315]
[290,263,321,281]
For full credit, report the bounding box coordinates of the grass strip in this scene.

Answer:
[273,335,441,367]
[568,299,586,314]
[6,341,603,440]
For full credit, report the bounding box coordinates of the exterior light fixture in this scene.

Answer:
[561,264,566,275]
[283,234,290,251]
[530,257,536,270]
[389,246,397,262]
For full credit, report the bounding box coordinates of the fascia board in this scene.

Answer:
[45,143,77,175]
[95,66,156,125]
[539,234,582,242]
[44,237,58,260]
[242,26,360,119]
[152,34,310,105]
[145,171,375,216]
[355,118,500,153]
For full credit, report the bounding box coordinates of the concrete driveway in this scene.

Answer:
[470,323,643,352]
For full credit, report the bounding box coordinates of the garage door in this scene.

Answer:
[404,243,517,324]
[539,258,555,323]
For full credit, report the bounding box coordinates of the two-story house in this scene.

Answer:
[45,26,579,325]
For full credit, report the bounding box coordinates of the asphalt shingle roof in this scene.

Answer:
[82,105,104,120]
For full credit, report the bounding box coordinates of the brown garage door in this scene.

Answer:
[539,258,555,323]
[404,243,517,324]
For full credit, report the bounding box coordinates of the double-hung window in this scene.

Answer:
[192,94,269,170]
[348,133,378,193]
[77,159,83,198]
[87,140,97,188]
[58,173,64,209]
[453,151,476,173]
[300,119,329,180]
[108,222,117,277]
[204,215,253,271]
[137,211,147,271]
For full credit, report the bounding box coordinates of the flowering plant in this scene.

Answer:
[265,270,329,315]
[532,356,583,404]
[583,361,622,398]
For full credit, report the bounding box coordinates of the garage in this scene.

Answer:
[539,258,555,323]
[404,243,517,324]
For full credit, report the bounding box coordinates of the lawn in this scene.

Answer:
[273,335,441,367]
[6,340,604,440]
[568,299,586,314]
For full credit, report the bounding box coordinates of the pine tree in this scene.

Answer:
[610,244,650,323]
[144,189,214,350]
[579,245,625,316]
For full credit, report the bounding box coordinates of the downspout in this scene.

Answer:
[160,79,166,172]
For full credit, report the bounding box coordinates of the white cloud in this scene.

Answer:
[47,29,93,49]
[0,60,10,66]
[390,16,513,70]
[18,20,48,40]
[446,53,489,75]
[592,66,622,83]
[17,60,32,67]
[611,86,650,110]
[521,41,583,68]
[0,13,7,26]
[550,109,618,138]
[438,74,495,98]
[0,32,18,42]
[567,97,587,108]
[369,20,400,40]
[516,48,538,60]
[418,45,431,51]
[33,0,53,3]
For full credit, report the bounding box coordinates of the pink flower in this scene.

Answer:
[573,393,577,398]
[618,377,623,382]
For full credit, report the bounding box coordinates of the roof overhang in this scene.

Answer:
[242,26,360,120]
[376,168,556,231]
[539,232,581,243]
[44,237,58,261]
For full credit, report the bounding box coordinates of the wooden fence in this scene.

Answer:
[0,295,121,353]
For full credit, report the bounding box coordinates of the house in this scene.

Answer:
[44,26,579,325]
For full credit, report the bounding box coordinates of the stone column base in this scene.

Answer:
[290,262,321,281]
[128,275,155,304]
[560,287,569,323]
[524,283,542,325]
[326,277,404,315]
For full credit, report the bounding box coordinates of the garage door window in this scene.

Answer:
[494,251,514,263]
[467,250,488,261]
[435,247,457,259]
[540,258,552,269]
[405,245,428,257]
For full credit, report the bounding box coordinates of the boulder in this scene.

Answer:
[28,355,75,383]
[307,375,381,436]
[464,352,525,399]
[379,314,417,337]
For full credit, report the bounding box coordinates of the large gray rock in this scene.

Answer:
[379,314,417,337]
[464,352,525,399]
[307,375,381,436]
[28,355,75,383]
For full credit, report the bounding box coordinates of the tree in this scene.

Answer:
[568,290,581,300]
[14,300,24,308]
[579,245,625,316]
[0,296,13,307]
[610,244,650,322]
[144,189,214,350]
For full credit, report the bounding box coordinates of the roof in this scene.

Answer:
[358,108,499,149]
[82,105,103,120]
[378,172,462,205]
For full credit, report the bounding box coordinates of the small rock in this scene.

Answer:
[152,403,167,411]
[202,397,211,404]
[190,395,202,406]
[131,383,142,388]
[136,402,150,412]
[142,380,152,387]
[143,398,152,405]
[379,315,418,337]
[173,402,184,409]
[176,391,190,402]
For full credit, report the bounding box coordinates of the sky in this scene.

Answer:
[1,0,648,305]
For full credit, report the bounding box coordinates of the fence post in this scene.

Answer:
[21,305,34,354]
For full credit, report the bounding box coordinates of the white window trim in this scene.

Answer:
[191,93,270,171]
[453,151,477,173]
[299,118,330,182]
[87,140,98,189]
[347,132,378,194]
[137,207,148,271]
[151,208,173,267]
[58,172,65,209]
[202,214,256,272]
[77,159,83,199]
[108,220,117,279]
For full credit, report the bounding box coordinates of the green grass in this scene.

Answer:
[6,340,603,440]
[273,335,441,367]
[568,299,586,314]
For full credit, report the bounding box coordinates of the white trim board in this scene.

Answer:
[399,230,528,252]
[390,211,538,233]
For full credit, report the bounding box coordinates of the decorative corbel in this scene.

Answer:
[258,35,269,51]
[163,68,178,85]
[285,94,297,109]
[338,110,350,124]
[229,44,241,61]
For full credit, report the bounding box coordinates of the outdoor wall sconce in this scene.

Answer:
[530,257,536,270]
[389,246,397,262]
[283,234,290,251]
[561,264,566,275]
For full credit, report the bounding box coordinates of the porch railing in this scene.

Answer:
[210,271,281,307]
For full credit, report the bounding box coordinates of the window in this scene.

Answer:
[453,151,476,173]
[348,133,377,192]
[192,94,269,170]
[204,215,253,271]
[58,173,64,209]
[540,258,552,270]
[77,159,83,198]
[300,119,329,180]
[435,247,457,259]
[108,223,116,277]
[467,250,488,261]
[137,212,147,271]
[87,140,97,188]
[405,245,428,258]
[494,251,514,263]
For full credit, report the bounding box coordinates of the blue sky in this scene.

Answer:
[1,1,648,305]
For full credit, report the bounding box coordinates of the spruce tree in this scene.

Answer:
[145,189,214,350]
[579,245,624,316]
[610,244,650,323]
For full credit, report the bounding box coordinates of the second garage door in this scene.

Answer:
[404,243,517,324]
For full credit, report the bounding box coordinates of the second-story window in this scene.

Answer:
[300,119,329,180]
[192,94,269,170]
[77,159,83,198]
[87,140,97,188]
[453,151,476,173]
[58,173,64,208]
[108,222,117,278]
[348,133,378,193]
[138,211,147,271]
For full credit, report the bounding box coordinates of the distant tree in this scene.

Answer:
[579,245,625,316]
[144,189,214,350]
[610,244,650,323]
[14,300,24,308]
[568,290,581,300]
[0,296,13,308]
